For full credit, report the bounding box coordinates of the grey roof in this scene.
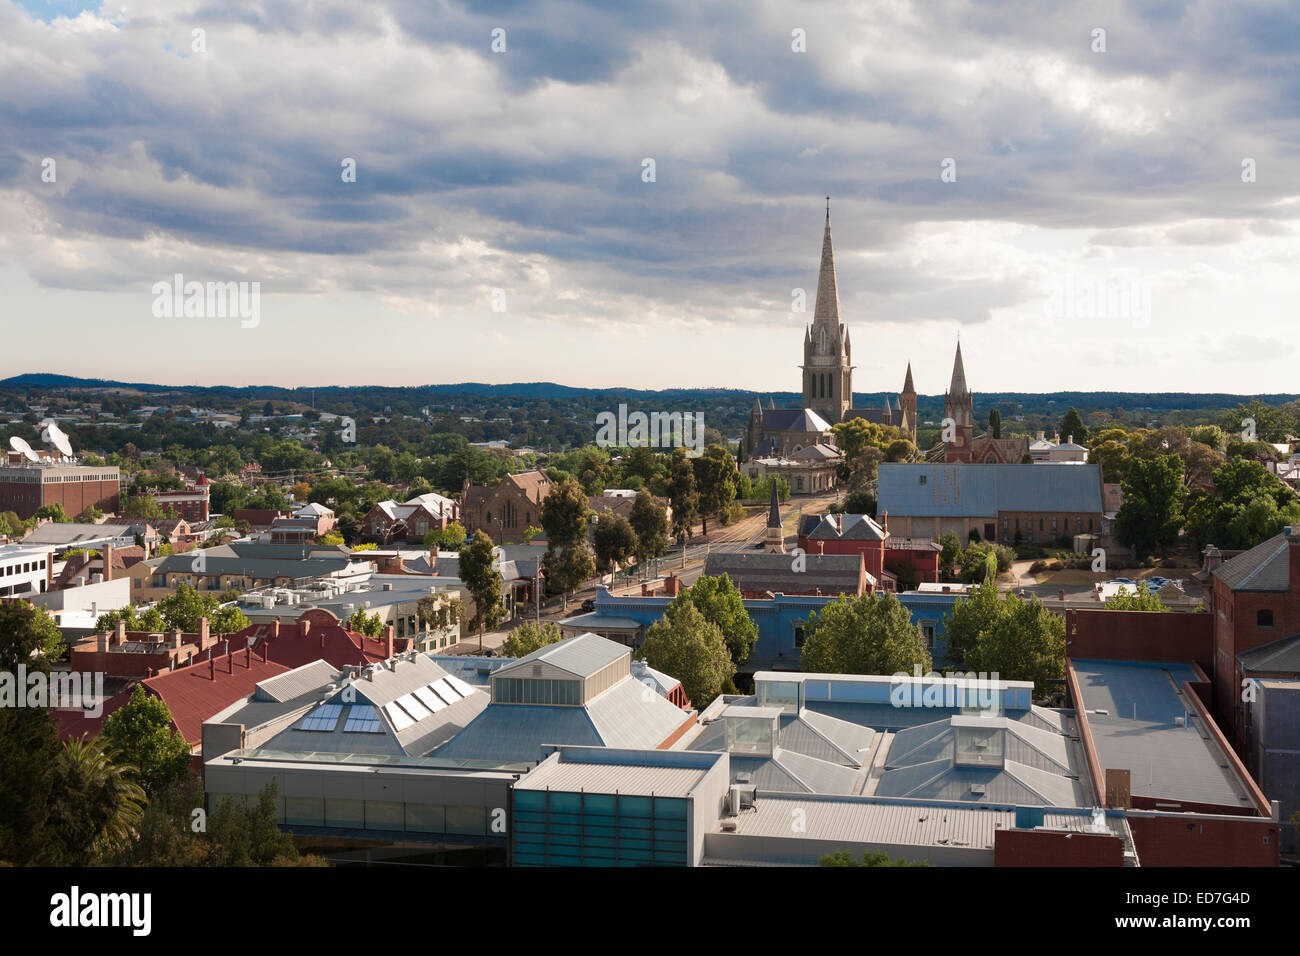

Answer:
[1237,632,1300,675]
[877,463,1104,517]
[877,715,1087,807]
[25,523,133,545]
[807,513,887,541]
[152,553,346,579]
[1211,531,1293,591]
[1072,659,1255,809]
[253,655,489,758]
[704,551,864,594]
[516,747,721,797]
[559,612,643,632]
[253,660,339,703]
[494,631,629,680]
[433,672,689,765]
[759,408,812,432]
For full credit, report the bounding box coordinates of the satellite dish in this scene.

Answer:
[9,435,38,462]
[41,422,73,458]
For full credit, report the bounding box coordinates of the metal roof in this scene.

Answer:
[1211,531,1292,591]
[1237,632,1300,675]
[1072,659,1255,810]
[495,631,629,680]
[877,463,1104,517]
[516,747,721,797]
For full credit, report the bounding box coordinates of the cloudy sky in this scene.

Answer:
[2,0,1298,394]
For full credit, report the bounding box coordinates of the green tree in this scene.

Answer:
[501,620,565,657]
[541,477,595,608]
[76,505,104,523]
[209,604,251,635]
[987,408,1002,439]
[460,533,504,641]
[34,502,71,523]
[97,603,166,633]
[639,601,734,709]
[0,510,24,537]
[692,444,740,536]
[938,532,963,580]
[1103,581,1170,612]
[1185,458,1300,550]
[956,590,1066,698]
[799,592,931,676]
[943,578,1002,668]
[102,686,192,796]
[821,850,930,867]
[0,601,63,864]
[628,490,670,562]
[158,583,220,633]
[670,574,758,666]
[592,512,638,573]
[40,737,147,865]
[1114,455,1186,556]
[124,495,168,520]
[422,521,468,552]
[665,448,699,541]
[1059,407,1088,446]
[347,607,386,639]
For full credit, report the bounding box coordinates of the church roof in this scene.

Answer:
[768,481,781,529]
[948,342,969,397]
[813,204,841,324]
[760,408,832,433]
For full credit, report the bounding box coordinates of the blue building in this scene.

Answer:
[563,586,966,675]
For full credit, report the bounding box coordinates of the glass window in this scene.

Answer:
[366,801,405,832]
[405,803,446,833]
[325,799,365,829]
[284,797,324,826]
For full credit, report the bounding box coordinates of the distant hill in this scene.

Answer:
[2,373,1297,415]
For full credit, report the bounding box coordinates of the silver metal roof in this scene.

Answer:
[495,631,630,680]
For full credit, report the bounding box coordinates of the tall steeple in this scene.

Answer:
[802,199,853,424]
[948,341,969,399]
[899,361,918,443]
[813,199,841,323]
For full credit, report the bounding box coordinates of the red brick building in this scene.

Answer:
[0,462,121,519]
[142,475,210,521]
[797,512,941,589]
[461,471,551,544]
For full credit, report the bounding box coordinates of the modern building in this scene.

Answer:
[0,544,52,597]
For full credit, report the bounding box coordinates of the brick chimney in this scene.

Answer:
[198,617,210,652]
[879,510,889,534]
[817,540,824,555]
[114,619,127,647]
[271,616,281,641]
[663,574,680,597]
[1287,525,1300,595]
[385,624,395,659]
[299,617,311,639]
[170,629,182,650]
[209,655,215,680]
[102,543,113,581]
[96,630,109,653]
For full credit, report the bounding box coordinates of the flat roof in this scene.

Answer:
[515,747,723,798]
[1072,659,1255,810]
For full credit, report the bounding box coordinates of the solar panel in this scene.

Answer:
[430,677,461,704]
[300,703,343,732]
[413,686,447,714]
[445,675,477,699]
[343,704,383,733]
[383,700,415,731]
[395,693,432,722]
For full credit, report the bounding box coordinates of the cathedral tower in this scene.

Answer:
[801,201,853,424]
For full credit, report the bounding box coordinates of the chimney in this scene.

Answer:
[1068,434,1074,445]
[1287,525,1300,595]
[879,510,888,534]
[664,574,680,597]
[272,616,281,641]
[245,644,251,668]
[170,629,182,649]
[299,617,311,639]
[385,624,395,659]
[817,540,824,555]
[96,630,108,653]
[1059,588,1066,602]
[209,655,215,680]
[114,619,127,647]
[102,543,113,581]
[199,617,210,651]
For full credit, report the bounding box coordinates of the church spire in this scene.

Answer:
[948,341,969,397]
[813,197,840,324]
[903,361,915,395]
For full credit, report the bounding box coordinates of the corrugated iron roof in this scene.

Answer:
[878,463,1104,517]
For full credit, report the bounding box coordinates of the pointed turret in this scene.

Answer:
[903,361,915,395]
[948,341,969,398]
[813,202,841,324]
[883,395,892,415]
